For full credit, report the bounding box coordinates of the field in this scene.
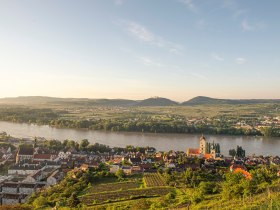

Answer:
[143,173,166,187]
[80,187,172,205]
[79,173,173,206]
[84,181,140,194]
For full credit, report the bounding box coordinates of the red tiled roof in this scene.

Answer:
[18,148,34,156]
[33,154,52,159]
[204,154,212,159]
[188,148,200,155]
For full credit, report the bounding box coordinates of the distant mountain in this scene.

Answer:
[0,96,279,107]
[135,97,178,106]
[0,96,137,106]
[182,96,280,105]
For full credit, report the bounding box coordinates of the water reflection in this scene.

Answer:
[0,121,279,156]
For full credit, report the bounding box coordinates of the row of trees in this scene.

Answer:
[37,139,155,154]
[0,107,279,136]
[205,142,221,154]
[229,145,246,157]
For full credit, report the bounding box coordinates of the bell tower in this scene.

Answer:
[199,134,206,155]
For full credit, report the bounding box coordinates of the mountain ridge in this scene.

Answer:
[0,96,279,106]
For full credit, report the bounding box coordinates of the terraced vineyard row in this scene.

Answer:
[80,187,172,205]
[85,181,140,194]
[144,173,166,187]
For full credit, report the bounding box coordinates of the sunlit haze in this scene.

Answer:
[0,0,280,101]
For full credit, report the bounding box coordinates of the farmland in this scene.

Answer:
[84,181,141,195]
[143,173,166,187]
[79,173,171,206]
[80,187,173,205]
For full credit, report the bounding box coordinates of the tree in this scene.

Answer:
[33,196,48,208]
[236,145,245,157]
[79,139,90,151]
[116,169,125,180]
[229,149,236,157]
[66,140,76,149]
[260,126,273,137]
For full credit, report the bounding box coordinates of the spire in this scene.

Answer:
[200,134,206,141]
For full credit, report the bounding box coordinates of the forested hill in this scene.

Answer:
[0,96,137,106]
[0,96,177,106]
[0,96,280,106]
[181,96,280,105]
[136,97,178,106]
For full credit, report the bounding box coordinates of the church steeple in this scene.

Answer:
[199,134,206,155]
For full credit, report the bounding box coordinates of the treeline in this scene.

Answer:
[49,118,266,136]
[29,138,155,154]
[0,107,60,124]
[0,107,280,137]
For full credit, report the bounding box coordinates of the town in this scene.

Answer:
[0,131,279,208]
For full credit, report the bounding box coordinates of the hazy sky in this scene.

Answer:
[0,0,279,101]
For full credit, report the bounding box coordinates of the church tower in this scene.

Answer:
[199,134,206,155]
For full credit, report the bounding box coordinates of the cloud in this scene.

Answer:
[211,53,224,61]
[242,19,265,31]
[189,73,208,80]
[118,20,183,52]
[235,57,247,64]
[137,56,163,67]
[179,0,198,13]
[126,21,154,42]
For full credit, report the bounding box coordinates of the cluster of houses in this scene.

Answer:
[0,134,279,205]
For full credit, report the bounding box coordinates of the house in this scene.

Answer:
[139,163,153,172]
[186,148,200,157]
[33,154,57,162]
[47,170,64,186]
[58,151,71,160]
[145,148,156,155]
[18,183,36,194]
[122,166,132,175]
[80,164,91,172]
[230,164,247,172]
[112,157,122,164]
[110,164,120,173]
[16,148,34,164]
[131,166,142,174]
[128,157,142,165]
[23,170,43,183]
[8,165,42,176]
[1,193,28,205]
[1,183,18,193]
[165,162,176,168]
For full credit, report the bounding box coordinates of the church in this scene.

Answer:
[186,135,219,159]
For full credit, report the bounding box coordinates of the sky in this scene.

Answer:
[0,0,280,101]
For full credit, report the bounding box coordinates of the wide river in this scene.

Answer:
[0,121,279,156]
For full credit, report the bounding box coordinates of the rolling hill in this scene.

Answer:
[136,97,178,106]
[181,96,280,105]
[0,96,279,107]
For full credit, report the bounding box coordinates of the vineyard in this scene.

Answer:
[80,187,172,205]
[85,181,140,194]
[143,173,166,187]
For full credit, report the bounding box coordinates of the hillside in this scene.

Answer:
[0,96,137,107]
[0,96,280,107]
[136,97,178,106]
[181,96,280,105]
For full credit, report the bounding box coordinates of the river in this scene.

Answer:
[0,121,279,156]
